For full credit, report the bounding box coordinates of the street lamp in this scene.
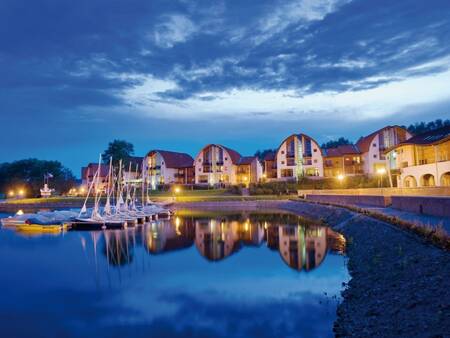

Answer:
[8,190,14,198]
[173,186,181,202]
[337,174,345,189]
[18,189,24,197]
[377,167,386,188]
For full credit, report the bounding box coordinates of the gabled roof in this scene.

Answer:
[263,151,276,161]
[237,156,257,165]
[147,150,194,168]
[222,146,242,164]
[83,163,109,177]
[127,156,144,170]
[324,144,361,157]
[356,125,410,153]
[395,125,450,147]
[276,133,324,156]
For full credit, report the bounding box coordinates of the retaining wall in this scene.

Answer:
[298,187,450,197]
[305,194,392,207]
[391,196,450,218]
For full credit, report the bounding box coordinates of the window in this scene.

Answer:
[313,148,317,152]
[314,159,317,163]
[373,154,377,158]
[281,151,285,154]
[281,161,285,164]
[373,143,377,147]
[198,158,201,162]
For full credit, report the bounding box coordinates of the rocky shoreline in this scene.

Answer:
[173,200,450,337]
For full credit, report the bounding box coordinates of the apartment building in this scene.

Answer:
[144,150,194,189]
[385,126,450,187]
[323,144,363,177]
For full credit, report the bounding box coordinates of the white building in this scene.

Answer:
[144,150,194,189]
[276,133,324,179]
[385,125,450,187]
[194,144,262,185]
[356,126,412,175]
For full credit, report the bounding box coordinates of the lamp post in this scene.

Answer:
[173,186,181,202]
[377,167,386,188]
[337,174,345,188]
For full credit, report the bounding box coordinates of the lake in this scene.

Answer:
[0,210,349,338]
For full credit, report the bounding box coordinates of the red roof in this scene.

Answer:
[263,151,276,161]
[83,163,109,178]
[356,125,409,153]
[238,156,257,165]
[222,146,242,164]
[324,144,360,157]
[396,125,450,147]
[148,150,194,168]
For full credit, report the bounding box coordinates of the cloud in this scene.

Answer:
[115,60,450,121]
[153,14,198,48]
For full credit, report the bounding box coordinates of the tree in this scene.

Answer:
[403,118,450,135]
[102,140,135,166]
[0,159,76,197]
[321,137,351,149]
[254,149,277,161]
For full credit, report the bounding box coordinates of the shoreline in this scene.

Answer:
[172,200,450,337]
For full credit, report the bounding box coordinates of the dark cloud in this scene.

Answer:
[1,0,450,172]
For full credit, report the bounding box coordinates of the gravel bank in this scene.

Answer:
[173,200,450,337]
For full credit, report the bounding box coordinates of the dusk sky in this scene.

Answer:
[1,0,450,176]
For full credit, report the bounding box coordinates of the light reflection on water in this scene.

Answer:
[0,211,348,338]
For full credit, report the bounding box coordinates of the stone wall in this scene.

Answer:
[391,196,450,218]
[298,186,450,197]
[305,194,392,207]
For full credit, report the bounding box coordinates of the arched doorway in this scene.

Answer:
[403,175,417,188]
[440,172,450,186]
[420,174,435,187]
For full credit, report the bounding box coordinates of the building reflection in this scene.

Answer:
[88,213,345,272]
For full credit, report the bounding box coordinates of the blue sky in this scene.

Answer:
[1,0,450,176]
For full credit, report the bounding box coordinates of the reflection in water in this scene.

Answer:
[0,211,348,338]
[97,212,345,272]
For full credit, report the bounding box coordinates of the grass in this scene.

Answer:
[3,190,292,205]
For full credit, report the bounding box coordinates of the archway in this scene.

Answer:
[403,175,417,188]
[420,174,435,187]
[440,172,450,186]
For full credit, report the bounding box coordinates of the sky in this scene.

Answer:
[1,0,450,176]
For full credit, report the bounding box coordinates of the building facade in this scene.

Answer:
[144,150,194,189]
[323,144,363,177]
[81,163,109,191]
[356,126,412,175]
[194,144,262,185]
[275,133,324,179]
[385,126,450,187]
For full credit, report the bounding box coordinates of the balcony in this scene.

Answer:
[286,158,296,166]
[286,152,295,158]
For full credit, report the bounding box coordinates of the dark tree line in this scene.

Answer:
[0,159,76,197]
[321,137,351,149]
[403,118,449,135]
[254,149,277,161]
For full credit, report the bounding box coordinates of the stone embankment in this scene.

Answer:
[173,200,450,337]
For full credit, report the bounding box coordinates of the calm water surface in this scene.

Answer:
[0,211,349,338]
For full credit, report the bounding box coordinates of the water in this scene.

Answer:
[0,211,349,338]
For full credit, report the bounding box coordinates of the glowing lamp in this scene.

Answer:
[377,168,386,175]
[174,187,181,194]
[8,190,14,197]
[337,174,344,181]
[18,189,24,196]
